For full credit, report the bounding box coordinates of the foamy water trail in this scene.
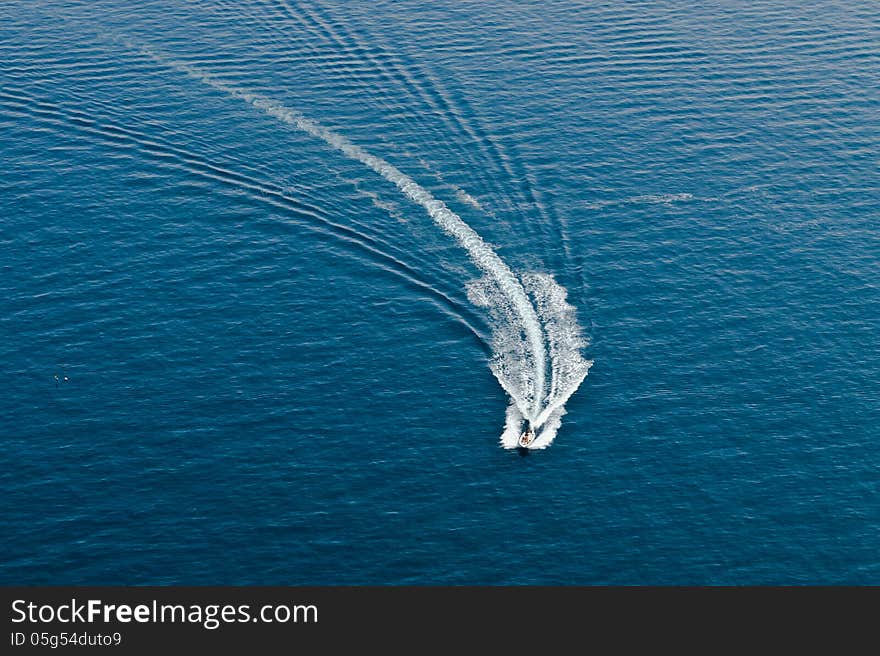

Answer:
[141,47,591,447]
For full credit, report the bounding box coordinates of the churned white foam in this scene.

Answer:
[472,271,592,447]
[532,406,565,450]
[455,188,484,211]
[500,402,525,449]
[145,48,591,449]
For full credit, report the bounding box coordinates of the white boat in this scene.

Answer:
[518,425,536,448]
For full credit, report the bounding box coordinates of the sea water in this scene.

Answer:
[1,0,878,584]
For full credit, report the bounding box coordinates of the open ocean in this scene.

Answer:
[2,0,878,584]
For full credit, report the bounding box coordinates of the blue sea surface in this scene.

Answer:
[1,0,878,584]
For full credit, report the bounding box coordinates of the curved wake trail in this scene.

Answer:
[142,48,591,447]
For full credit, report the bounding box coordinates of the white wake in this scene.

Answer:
[147,49,592,448]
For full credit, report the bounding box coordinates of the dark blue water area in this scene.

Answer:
[1,1,878,584]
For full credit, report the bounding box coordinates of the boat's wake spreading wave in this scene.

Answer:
[144,47,592,449]
[469,272,591,448]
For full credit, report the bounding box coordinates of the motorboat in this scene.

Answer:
[518,425,536,448]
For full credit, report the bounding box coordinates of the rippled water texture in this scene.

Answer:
[1,1,878,583]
